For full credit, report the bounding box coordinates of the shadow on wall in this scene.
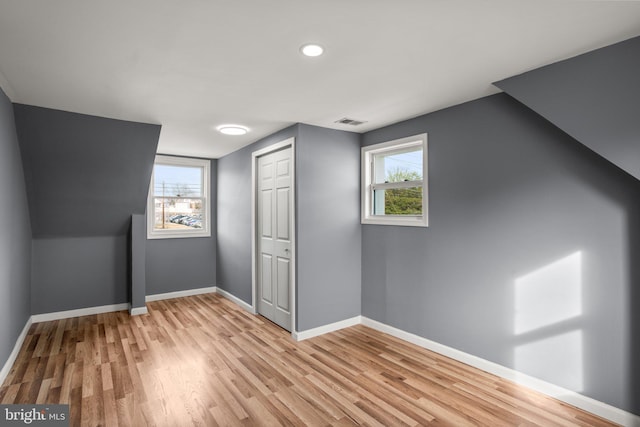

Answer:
[630,199,640,415]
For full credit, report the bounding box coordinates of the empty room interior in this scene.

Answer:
[1,1,639,426]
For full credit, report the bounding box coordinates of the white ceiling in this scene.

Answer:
[0,1,639,159]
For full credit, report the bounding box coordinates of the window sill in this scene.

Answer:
[147,230,211,240]
[361,216,428,227]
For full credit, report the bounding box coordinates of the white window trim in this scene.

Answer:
[361,133,428,227]
[147,155,211,239]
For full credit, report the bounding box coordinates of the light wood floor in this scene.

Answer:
[0,293,616,426]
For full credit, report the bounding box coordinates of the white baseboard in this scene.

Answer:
[0,317,32,386]
[30,287,218,323]
[360,317,640,427]
[293,316,362,341]
[129,305,148,316]
[215,287,256,314]
[146,286,217,302]
[32,303,130,323]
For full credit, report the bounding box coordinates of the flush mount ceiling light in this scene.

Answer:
[216,125,249,136]
[300,43,324,57]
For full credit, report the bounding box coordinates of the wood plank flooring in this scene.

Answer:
[0,293,617,426]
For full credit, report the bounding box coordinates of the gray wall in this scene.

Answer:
[217,126,299,304]
[0,88,31,369]
[145,159,217,295]
[13,104,160,238]
[495,36,640,181]
[130,214,146,309]
[361,93,640,414]
[217,124,361,331]
[13,105,161,314]
[296,124,361,331]
[31,236,128,313]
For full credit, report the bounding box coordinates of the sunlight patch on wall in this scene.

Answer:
[514,330,584,392]
[513,251,584,393]
[514,252,582,335]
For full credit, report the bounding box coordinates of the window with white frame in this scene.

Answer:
[147,155,211,239]
[361,133,428,227]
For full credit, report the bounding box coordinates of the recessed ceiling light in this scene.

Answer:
[217,125,249,136]
[300,44,324,57]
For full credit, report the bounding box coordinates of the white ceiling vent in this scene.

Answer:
[334,117,367,126]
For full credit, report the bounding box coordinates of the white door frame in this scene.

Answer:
[251,137,296,336]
